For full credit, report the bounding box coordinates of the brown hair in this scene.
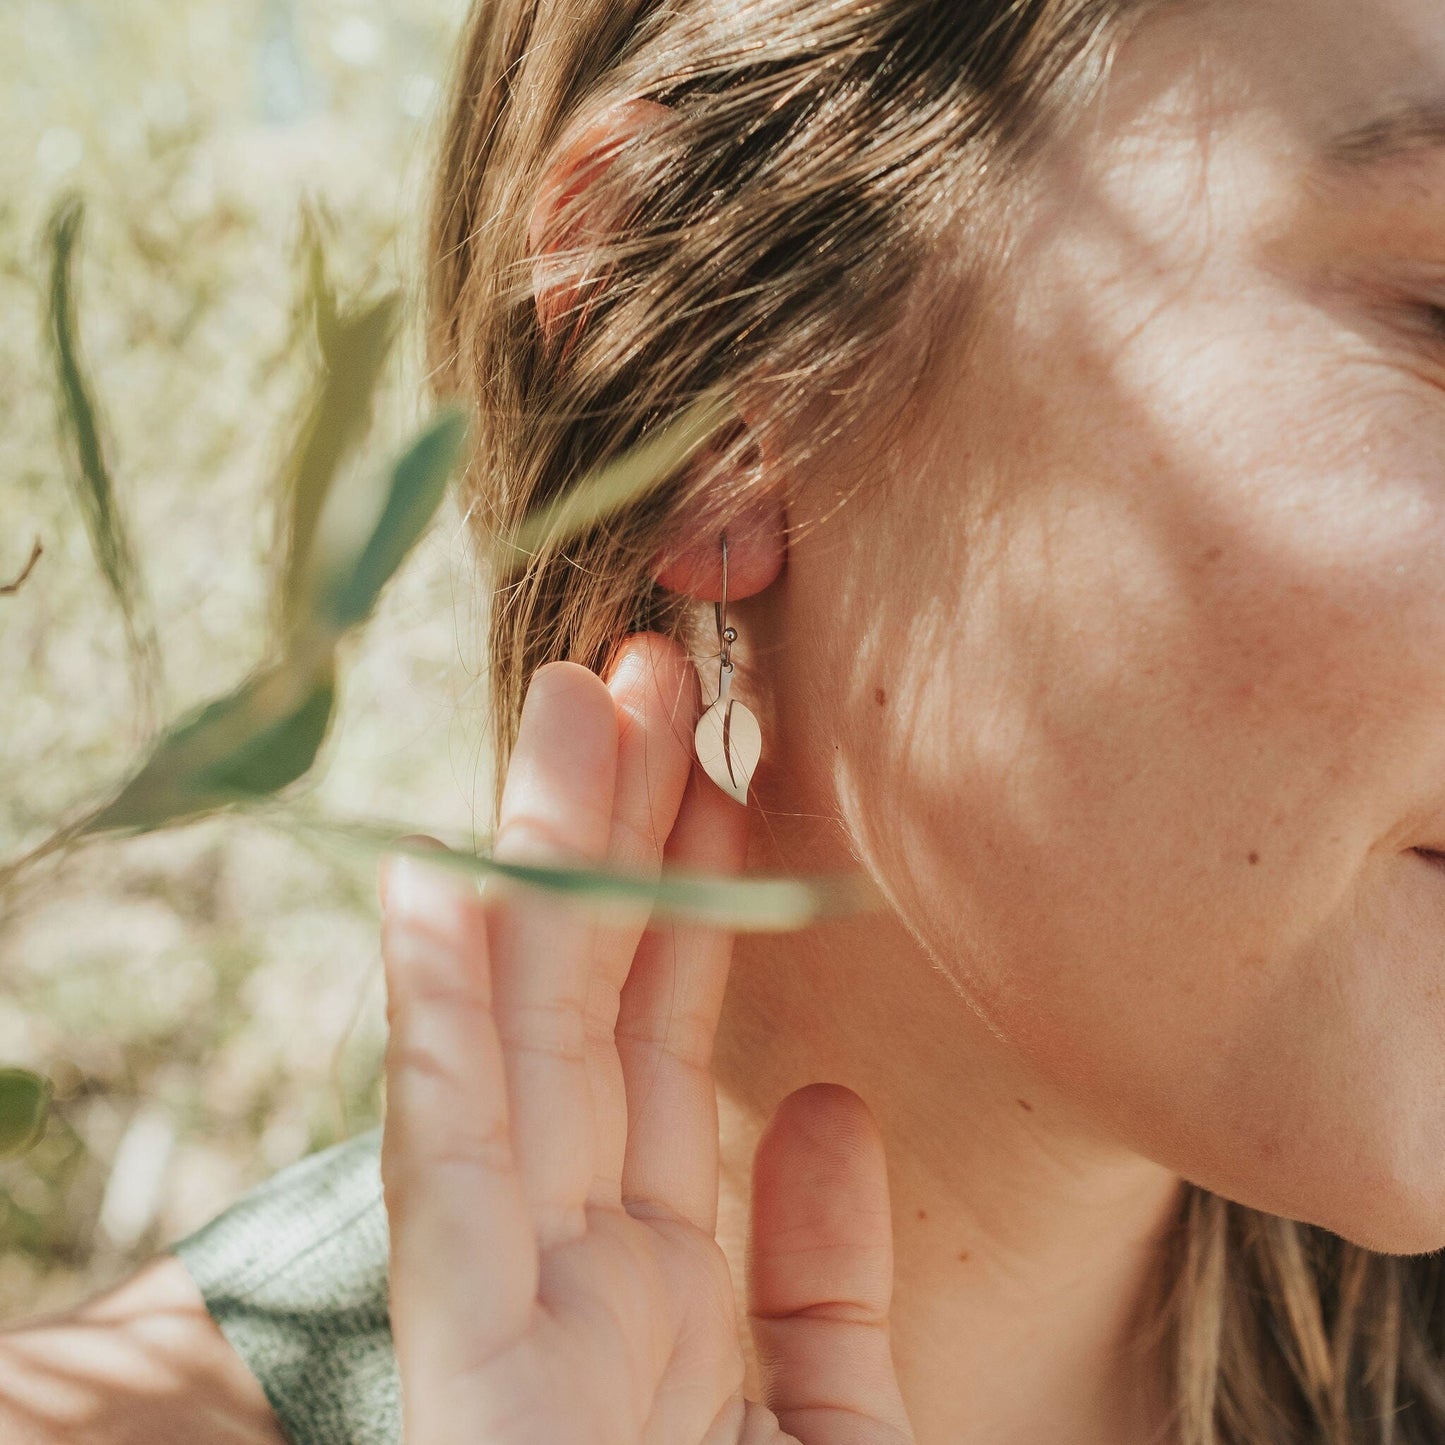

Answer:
[424,1,1445,1439]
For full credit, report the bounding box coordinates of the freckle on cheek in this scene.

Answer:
[917,1208,928,1221]
[874,686,887,706]
[1248,852,1260,866]
[958,1250,971,1263]
[1016,1098,1033,1112]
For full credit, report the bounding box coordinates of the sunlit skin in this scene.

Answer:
[703,0,1445,1439]
[7,2,1445,1444]
[382,0,1445,1439]
[398,1,1445,1443]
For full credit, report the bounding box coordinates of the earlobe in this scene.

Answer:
[528,98,676,344]
[651,493,787,602]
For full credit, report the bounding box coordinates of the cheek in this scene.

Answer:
[836,346,1445,1250]
[818,18,1445,1245]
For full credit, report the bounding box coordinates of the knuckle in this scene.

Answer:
[492,812,598,868]
[616,1006,717,1074]
[385,1036,471,1094]
[497,999,589,1064]
[381,909,473,974]
[382,1123,516,1202]
[396,971,492,1018]
[609,807,665,865]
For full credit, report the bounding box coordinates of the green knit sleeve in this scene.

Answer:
[169,1127,400,1445]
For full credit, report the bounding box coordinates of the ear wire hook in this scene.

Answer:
[714,531,737,701]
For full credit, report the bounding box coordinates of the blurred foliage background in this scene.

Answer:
[0,0,486,1322]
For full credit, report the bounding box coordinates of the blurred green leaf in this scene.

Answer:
[85,657,337,836]
[275,289,401,639]
[192,668,336,797]
[503,391,732,560]
[0,1070,50,1158]
[316,407,468,634]
[44,194,162,713]
[282,816,882,933]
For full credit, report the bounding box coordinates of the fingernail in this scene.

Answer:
[606,640,650,693]
[383,850,459,923]
[379,836,447,912]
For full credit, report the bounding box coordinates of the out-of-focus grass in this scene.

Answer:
[0,0,483,1322]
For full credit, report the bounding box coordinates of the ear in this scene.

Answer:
[531,99,787,605]
[528,98,675,346]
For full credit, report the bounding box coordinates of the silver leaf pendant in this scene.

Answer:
[694,664,761,805]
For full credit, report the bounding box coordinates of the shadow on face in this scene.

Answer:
[784,0,1445,1253]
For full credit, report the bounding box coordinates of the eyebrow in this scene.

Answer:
[1323,98,1445,170]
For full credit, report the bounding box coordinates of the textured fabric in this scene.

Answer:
[170,1127,400,1445]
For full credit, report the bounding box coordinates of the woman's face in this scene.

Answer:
[788,0,1445,1252]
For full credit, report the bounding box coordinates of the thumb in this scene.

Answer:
[747,1082,916,1445]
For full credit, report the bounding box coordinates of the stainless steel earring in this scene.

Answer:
[693,532,762,806]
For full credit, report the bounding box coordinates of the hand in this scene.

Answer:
[377,631,916,1445]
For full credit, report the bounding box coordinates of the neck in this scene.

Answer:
[710,794,1186,1445]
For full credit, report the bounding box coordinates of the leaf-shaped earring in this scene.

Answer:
[694,531,762,806]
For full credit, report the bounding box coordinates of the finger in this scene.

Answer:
[379,851,538,1419]
[615,751,749,1234]
[586,633,699,1211]
[377,833,446,912]
[487,660,619,1250]
[747,1083,915,1445]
